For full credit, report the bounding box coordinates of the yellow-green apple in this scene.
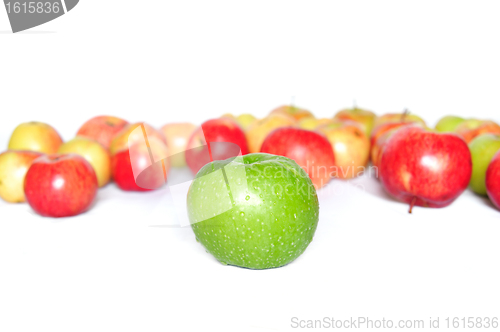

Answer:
[186,118,249,175]
[58,137,111,187]
[160,122,197,167]
[316,121,370,180]
[0,150,43,203]
[246,114,296,153]
[298,118,334,131]
[334,107,377,137]
[8,122,63,154]
[111,136,169,191]
[435,115,465,132]
[486,151,500,210]
[236,114,257,131]
[24,154,98,217]
[379,126,472,213]
[222,113,258,131]
[373,111,426,128]
[455,119,500,144]
[76,115,128,149]
[468,134,500,196]
[109,122,166,156]
[260,127,336,189]
[188,153,319,269]
[270,105,314,121]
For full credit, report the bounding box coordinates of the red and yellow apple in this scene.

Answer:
[455,119,500,144]
[260,127,336,189]
[270,105,314,121]
[373,112,426,128]
[24,154,98,217]
[58,137,111,187]
[109,122,166,156]
[0,150,43,203]
[246,114,296,153]
[298,118,334,131]
[8,122,63,154]
[334,107,377,137]
[76,115,128,149]
[160,122,197,167]
[316,121,370,180]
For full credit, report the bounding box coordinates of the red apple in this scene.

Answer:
[185,118,249,175]
[111,137,169,191]
[486,151,500,210]
[370,122,425,171]
[76,116,129,149]
[379,126,472,213]
[260,127,336,189]
[24,154,98,217]
[0,150,43,203]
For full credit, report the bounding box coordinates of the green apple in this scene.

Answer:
[435,115,465,132]
[469,134,500,195]
[187,153,319,269]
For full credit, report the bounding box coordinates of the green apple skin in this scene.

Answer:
[469,134,500,195]
[188,153,319,270]
[435,115,465,132]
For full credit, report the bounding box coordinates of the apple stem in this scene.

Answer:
[401,109,409,122]
[409,197,417,214]
[353,99,357,109]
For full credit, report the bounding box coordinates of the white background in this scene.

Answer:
[1,1,500,331]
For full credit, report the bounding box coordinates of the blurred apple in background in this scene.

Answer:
[468,134,500,196]
[334,107,377,137]
[112,137,169,191]
[316,121,370,180]
[0,151,43,203]
[298,118,334,131]
[8,122,63,154]
[76,116,128,149]
[486,151,500,210]
[109,122,166,156]
[185,118,249,175]
[24,154,98,218]
[373,111,426,128]
[222,113,257,131]
[379,126,472,213]
[435,115,465,132]
[246,114,296,153]
[161,122,197,167]
[58,137,111,187]
[260,127,336,189]
[270,105,314,121]
[455,119,500,143]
